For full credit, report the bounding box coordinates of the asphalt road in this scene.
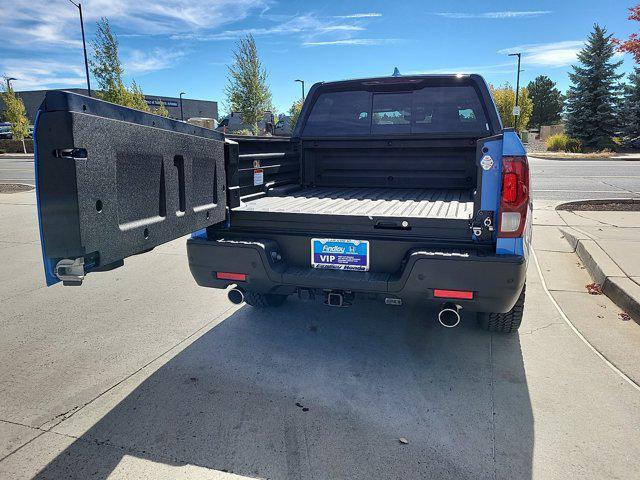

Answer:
[0,156,34,185]
[529,156,640,200]
[2,155,640,201]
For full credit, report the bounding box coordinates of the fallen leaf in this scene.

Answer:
[586,283,603,295]
[399,437,409,444]
[619,312,632,321]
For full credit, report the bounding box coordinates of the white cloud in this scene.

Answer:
[172,12,379,46]
[0,59,86,90]
[0,0,268,49]
[436,11,551,19]
[337,13,382,19]
[498,41,585,67]
[303,39,399,47]
[124,48,187,75]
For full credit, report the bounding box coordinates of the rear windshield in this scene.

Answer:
[302,85,489,136]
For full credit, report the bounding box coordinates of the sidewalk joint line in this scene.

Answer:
[532,248,640,393]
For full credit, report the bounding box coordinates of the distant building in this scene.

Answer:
[0,88,218,123]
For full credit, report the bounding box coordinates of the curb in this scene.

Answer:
[561,228,640,322]
[527,154,640,161]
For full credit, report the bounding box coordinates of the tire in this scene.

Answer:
[242,290,287,308]
[478,285,526,333]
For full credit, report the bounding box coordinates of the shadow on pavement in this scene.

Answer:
[33,298,533,479]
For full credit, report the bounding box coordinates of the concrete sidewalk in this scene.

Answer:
[557,209,640,321]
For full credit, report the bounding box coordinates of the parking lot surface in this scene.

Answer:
[1,186,640,479]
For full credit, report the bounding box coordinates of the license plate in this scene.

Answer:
[311,238,369,271]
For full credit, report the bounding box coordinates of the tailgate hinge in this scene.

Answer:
[55,257,85,286]
[470,210,495,242]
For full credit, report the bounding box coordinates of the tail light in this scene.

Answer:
[498,156,529,237]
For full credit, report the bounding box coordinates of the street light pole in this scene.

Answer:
[509,52,522,131]
[69,1,92,97]
[6,77,17,91]
[295,79,305,101]
[179,92,186,121]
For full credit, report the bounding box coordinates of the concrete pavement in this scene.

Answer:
[1,191,640,479]
[557,208,640,322]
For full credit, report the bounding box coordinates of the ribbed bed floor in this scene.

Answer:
[236,187,474,220]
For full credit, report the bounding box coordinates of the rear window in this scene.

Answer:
[302,85,489,136]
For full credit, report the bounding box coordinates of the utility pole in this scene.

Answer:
[69,1,92,97]
[179,92,186,121]
[509,52,522,131]
[295,79,305,100]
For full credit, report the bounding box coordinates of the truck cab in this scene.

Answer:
[34,74,531,332]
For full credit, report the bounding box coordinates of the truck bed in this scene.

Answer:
[235,187,474,220]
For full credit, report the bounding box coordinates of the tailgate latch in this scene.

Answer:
[471,210,495,241]
[55,257,85,286]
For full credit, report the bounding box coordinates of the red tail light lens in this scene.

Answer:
[499,156,529,238]
[502,173,518,203]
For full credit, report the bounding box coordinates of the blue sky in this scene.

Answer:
[1,1,638,114]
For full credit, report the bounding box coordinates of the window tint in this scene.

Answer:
[372,93,412,134]
[302,90,372,135]
[302,84,488,136]
[412,86,487,133]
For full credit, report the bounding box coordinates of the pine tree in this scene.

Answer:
[90,18,149,112]
[566,24,623,150]
[620,68,640,140]
[225,35,272,134]
[526,75,564,128]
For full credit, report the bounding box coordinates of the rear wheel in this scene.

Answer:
[243,290,287,308]
[478,285,525,333]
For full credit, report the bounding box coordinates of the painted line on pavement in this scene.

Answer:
[532,247,640,393]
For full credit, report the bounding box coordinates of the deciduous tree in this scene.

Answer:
[90,18,149,112]
[490,83,533,131]
[152,99,170,117]
[0,78,30,153]
[566,24,623,150]
[616,5,640,63]
[288,98,303,131]
[225,35,272,134]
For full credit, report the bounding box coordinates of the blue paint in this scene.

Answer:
[33,111,62,286]
[502,130,527,156]
[496,237,524,256]
[479,138,503,213]
[191,228,207,239]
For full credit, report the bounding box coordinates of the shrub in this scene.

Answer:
[0,149,6,154]
[546,133,568,151]
[565,137,583,153]
[232,128,254,136]
[546,133,582,152]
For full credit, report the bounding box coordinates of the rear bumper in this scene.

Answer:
[187,237,527,313]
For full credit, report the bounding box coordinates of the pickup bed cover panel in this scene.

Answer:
[235,187,474,220]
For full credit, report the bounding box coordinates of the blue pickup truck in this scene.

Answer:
[34,74,531,332]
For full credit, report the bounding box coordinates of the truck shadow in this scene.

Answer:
[33,299,533,479]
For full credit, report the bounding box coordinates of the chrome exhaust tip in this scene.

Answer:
[438,303,461,328]
[228,288,245,305]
